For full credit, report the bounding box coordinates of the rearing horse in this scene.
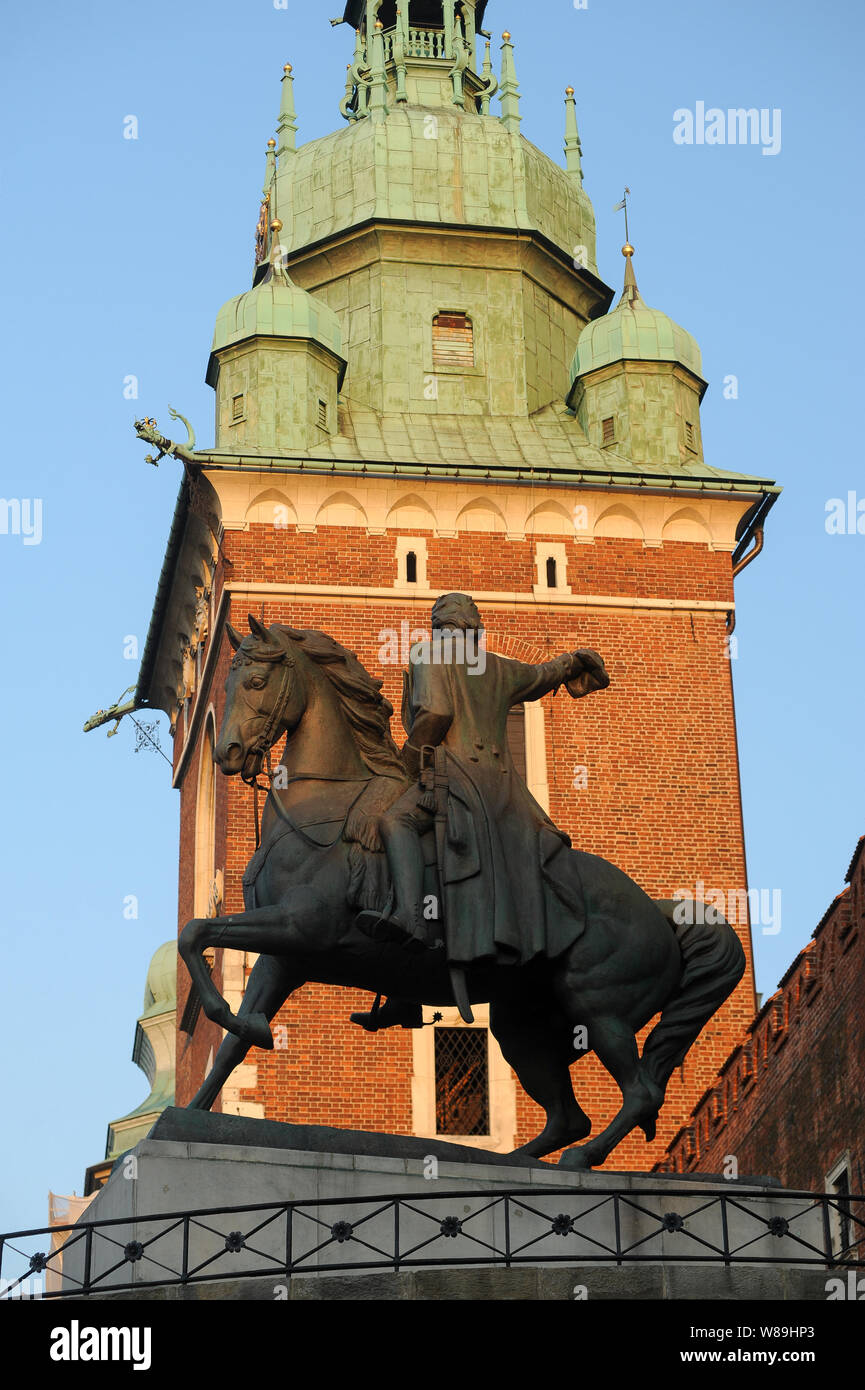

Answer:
[179,617,745,1168]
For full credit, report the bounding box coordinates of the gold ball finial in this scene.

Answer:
[622,243,635,258]
[270,218,284,232]
[375,18,383,26]
[565,86,574,97]
[502,31,511,41]
[267,138,276,148]
[284,63,292,74]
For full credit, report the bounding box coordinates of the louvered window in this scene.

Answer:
[602,415,615,445]
[685,420,696,450]
[232,394,245,422]
[434,1027,490,1136]
[432,312,474,368]
[317,399,328,431]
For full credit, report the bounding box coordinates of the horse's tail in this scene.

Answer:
[641,901,746,1093]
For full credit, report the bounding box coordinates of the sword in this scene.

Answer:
[422,745,474,1025]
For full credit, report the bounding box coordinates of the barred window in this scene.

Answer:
[434,1027,490,1136]
[433,312,474,369]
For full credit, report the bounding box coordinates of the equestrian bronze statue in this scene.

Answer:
[179,595,745,1169]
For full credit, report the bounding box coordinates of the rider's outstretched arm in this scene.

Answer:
[505,649,610,705]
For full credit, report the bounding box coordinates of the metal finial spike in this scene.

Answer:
[564,85,583,182]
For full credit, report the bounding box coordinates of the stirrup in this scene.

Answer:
[350,998,423,1032]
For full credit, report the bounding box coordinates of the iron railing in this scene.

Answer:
[1,1186,862,1299]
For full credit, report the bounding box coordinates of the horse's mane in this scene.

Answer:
[263,626,406,781]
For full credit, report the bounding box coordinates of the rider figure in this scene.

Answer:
[351,593,610,1032]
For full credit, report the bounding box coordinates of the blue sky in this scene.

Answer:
[0,0,862,1236]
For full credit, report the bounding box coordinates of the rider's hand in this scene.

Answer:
[567,649,610,694]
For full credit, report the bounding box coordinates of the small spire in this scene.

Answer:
[276,63,297,157]
[368,19,388,123]
[499,31,521,134]
[262,138,277,198]
[564,87,583,184]
[479,38,498,116]
[619,243,640,307]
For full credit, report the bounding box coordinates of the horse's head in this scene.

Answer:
[214,616,307,781]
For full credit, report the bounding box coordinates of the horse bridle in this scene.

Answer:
[240,654,295,788]
[236,637,371,851]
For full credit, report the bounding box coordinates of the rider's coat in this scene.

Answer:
[403,641,596,967]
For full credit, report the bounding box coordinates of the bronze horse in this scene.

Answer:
[179,618,745,1168]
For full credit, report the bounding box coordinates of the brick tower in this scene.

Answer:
[129,3,778,1168]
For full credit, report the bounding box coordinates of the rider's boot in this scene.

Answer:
[350,997,424,1031]
[356,816,440,951]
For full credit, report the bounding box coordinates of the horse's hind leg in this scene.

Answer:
[558,1016,663,1171]
[188,954,303,1112]
[491,999,592,1160]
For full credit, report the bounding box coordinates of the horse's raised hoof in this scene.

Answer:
[558,1146,595,1171]
[240,1012,274,1050]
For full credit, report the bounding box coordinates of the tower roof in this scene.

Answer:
[208,232,346,383]
[273,104,599,275]
[570,246,703,386]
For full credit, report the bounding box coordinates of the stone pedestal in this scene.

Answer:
[62,1111,832,1300]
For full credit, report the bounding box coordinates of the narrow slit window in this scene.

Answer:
[602,416,615,445]
[507,704,527,781]
[831,1166,852,1256]
[232,394,245,422]
[546,556,558,588]
[434,1026,490,1136]
[432,312,474,369]
[406,550,418,584]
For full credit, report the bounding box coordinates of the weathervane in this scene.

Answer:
[613,187,632,249]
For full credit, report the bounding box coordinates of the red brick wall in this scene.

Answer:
[174,520,757,1168]
[661,843,865,1213]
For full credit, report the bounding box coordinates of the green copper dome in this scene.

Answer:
[142,941,176,1018]
[570,251,703,386]
[211,261,344,363]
